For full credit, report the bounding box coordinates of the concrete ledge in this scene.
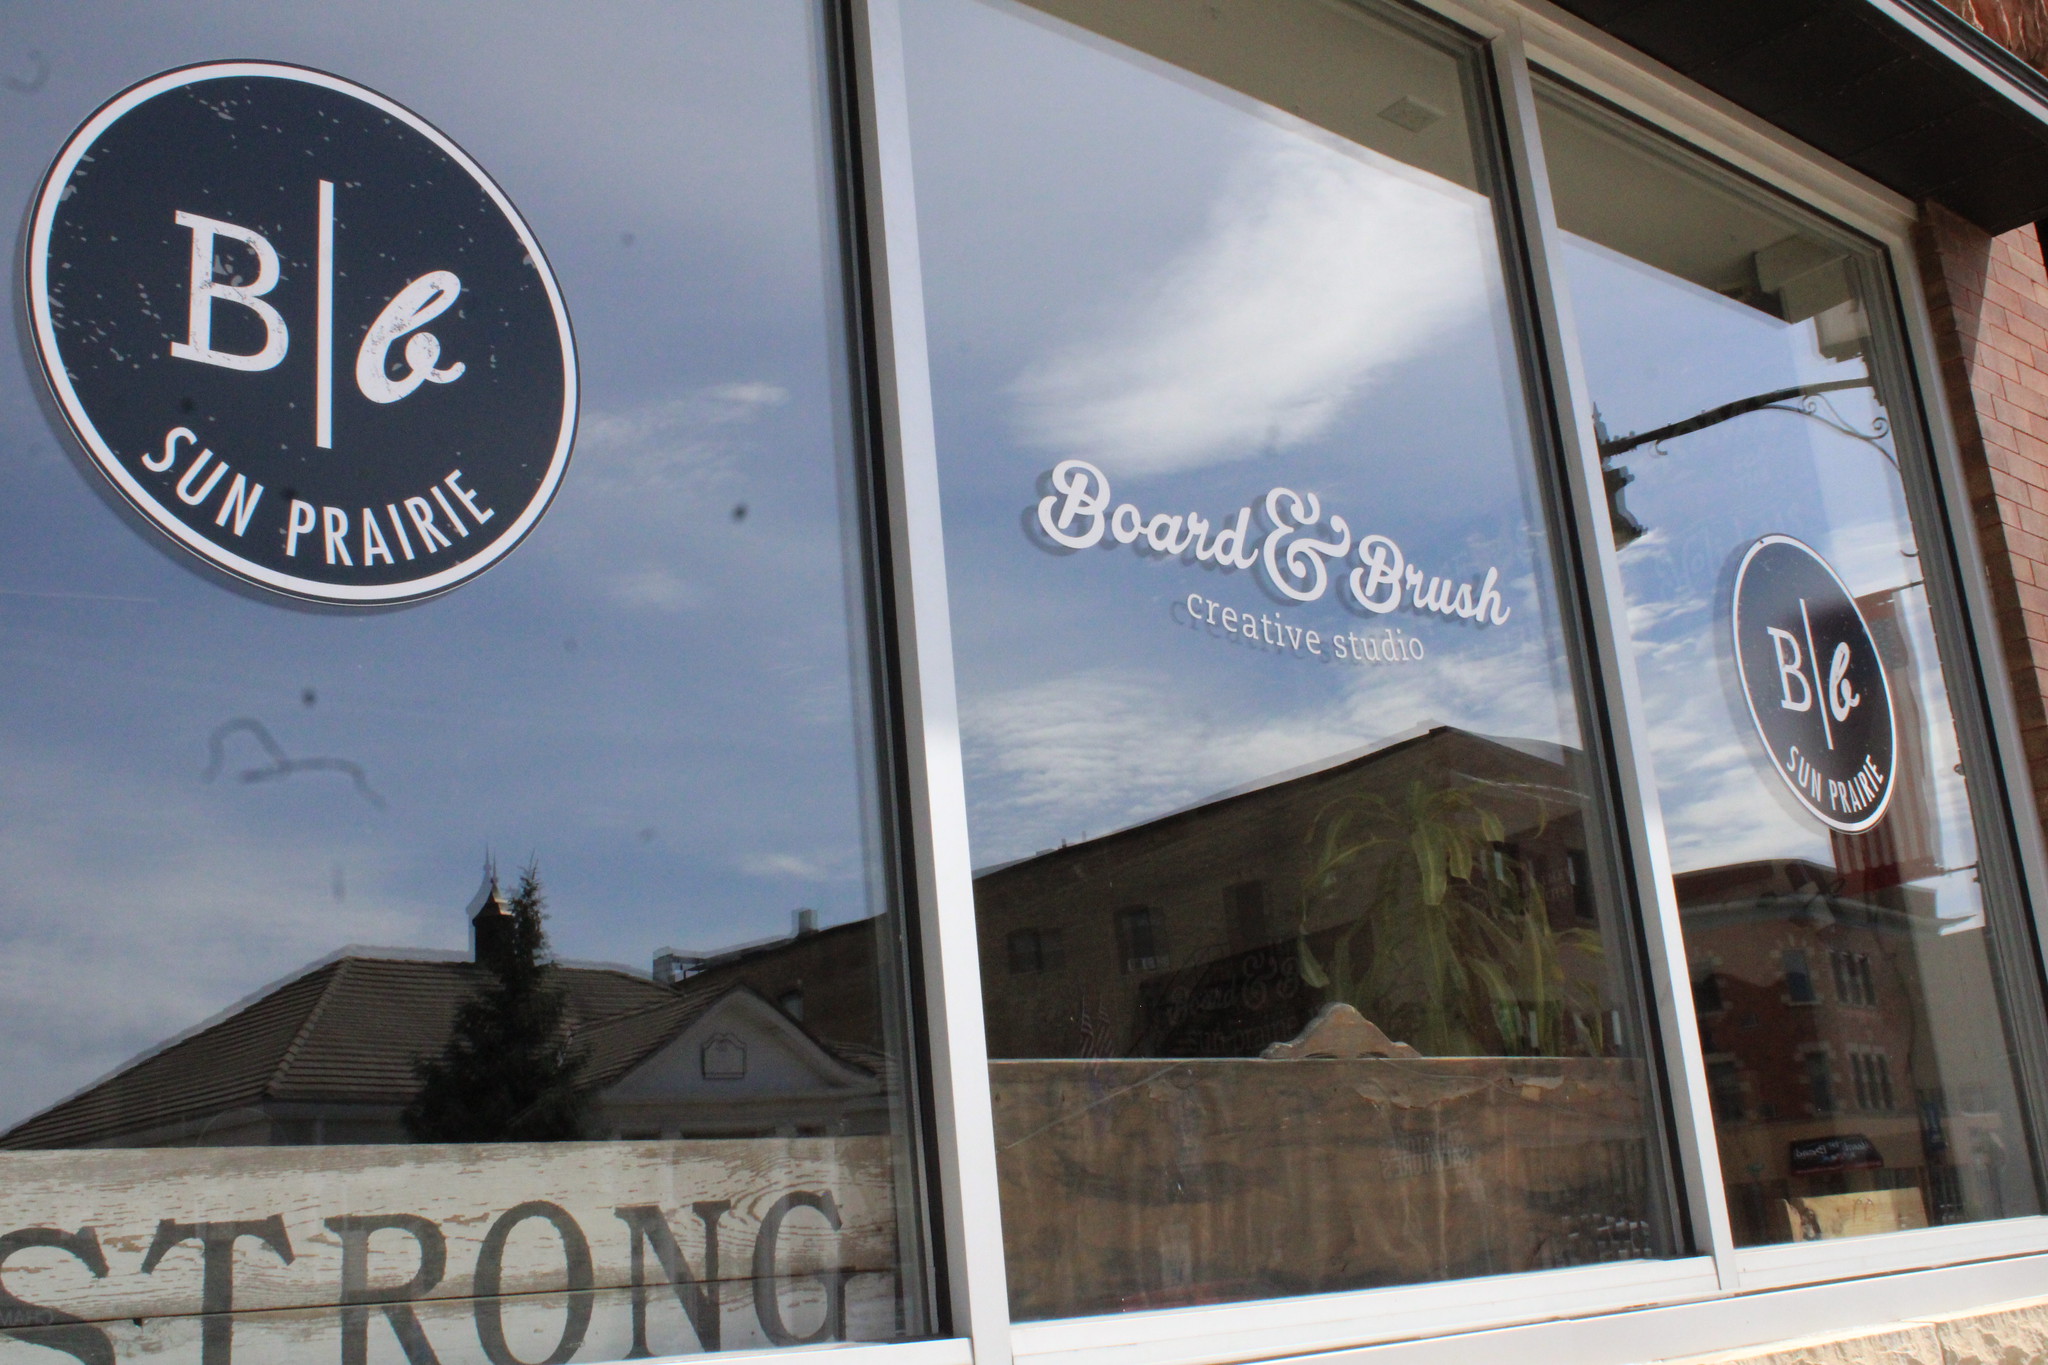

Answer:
[1651,1294,2048,1365]
[1920,1292,2048,1364]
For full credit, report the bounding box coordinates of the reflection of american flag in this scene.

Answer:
[1075,990,1119,1058]
[1831,589,1941,892]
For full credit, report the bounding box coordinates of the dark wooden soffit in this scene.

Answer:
[1544,0,2048,233]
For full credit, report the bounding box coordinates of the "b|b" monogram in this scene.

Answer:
[26,61,576,605]
[168,181,470,450]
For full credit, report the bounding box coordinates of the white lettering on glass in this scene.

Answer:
[144,426,264,536]
[1767,626,1812,712]
[285,500,317,558]
[322,506,353,566]
[1036,461,1511,626]
[1350,534,1404,614]
[212,474,262,536]
[1828,641,1861,722]
[315,179,335,449]
[173,448,227,507]
[445,470,494,525]
[1037,459,1111,549]
[169,211,289,372]
[1262,488,1351,603]
[147,427,195,474]
[356,270,467,404]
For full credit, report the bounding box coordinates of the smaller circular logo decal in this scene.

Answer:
[24,62,576,605]
[1731,535,1896,833]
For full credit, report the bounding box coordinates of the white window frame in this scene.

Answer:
[836,1,2048,1363]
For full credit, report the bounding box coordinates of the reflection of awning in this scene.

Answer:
[1790,1132,1885,1173]
[1549,0,2048,232]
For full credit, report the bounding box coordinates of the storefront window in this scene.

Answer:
[0,3,929,1358]
[907,0,1676,1319]
[1539,79,2047,1247]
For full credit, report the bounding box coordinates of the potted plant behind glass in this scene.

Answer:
[1293,778,1608,1058]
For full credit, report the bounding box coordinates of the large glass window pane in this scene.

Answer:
[1538,79,2047,1247]
[906,0,1676,1319]
[0,4,930,1358]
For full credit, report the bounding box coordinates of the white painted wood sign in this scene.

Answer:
[0,1139,901,1365]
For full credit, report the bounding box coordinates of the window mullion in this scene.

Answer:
[847,0,1018,1358]
[1486,16,1740,1288]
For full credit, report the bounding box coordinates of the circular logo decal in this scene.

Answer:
[1731,535,1895,833]
[25,62,576,605]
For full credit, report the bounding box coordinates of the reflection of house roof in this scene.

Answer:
[824,1040,890,1082]
[577,983,729,1090]
[576,984,884,1093]
[0,956,676,1149]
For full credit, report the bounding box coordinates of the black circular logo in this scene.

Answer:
[1731,535,1896,833]
[25,62,576,605]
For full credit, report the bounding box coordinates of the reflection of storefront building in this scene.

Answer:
[1680,859,1965,1242]
[976,727,1603,1062]
[971,728,1648,1313]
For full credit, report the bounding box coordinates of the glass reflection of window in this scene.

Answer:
[1804,1051,1836,1114]
[1783,950,1817,1004]
[911,0,1677,1318]
[1541,76,2047,1248]
[1708,1058,1745,1121]
[0,0,934,1353]
[1008,927,1065,975]
[1114,906,1166,974]
[1695,972,1726,1015]
[1226,880,1268,951]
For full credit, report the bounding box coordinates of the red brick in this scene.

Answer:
[1917,204,2048,769]
[2003,378,2048,418]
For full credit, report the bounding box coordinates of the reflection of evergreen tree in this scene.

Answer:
[405,865,591,1142]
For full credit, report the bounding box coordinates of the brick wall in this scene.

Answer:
[1913,202,2048,840]
[1932,0,2048,69]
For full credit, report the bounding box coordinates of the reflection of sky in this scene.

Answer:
[905,0,1587,867]
[1563,236,1982,900]
[0,3,879,1125]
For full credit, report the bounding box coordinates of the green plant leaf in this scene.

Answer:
[1297,935,1330,989]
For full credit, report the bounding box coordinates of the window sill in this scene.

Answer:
[1007,1258,1722,1365]
[996,1217,2048,1365]
[640,1339,972,1365]
[1733,1214,2048,1291]
[1002,1242,2048,1365]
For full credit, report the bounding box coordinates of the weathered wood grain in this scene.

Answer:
[0,1279,905,1364]
[0,1138,899,1339]
[990,1056,1654,1318]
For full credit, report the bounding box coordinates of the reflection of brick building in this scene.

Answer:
[1679,859,2015,1242]
[655,911,887,1054]
[974,727,1614,1060]
[1830,587,1942,896]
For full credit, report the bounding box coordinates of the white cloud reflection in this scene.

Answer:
[963,632,1579,868]
[1010,128,1492,477]
[575,382,791,491]
[739,851,852,881]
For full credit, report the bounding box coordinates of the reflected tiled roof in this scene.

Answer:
[0,956,675,1149]
[575,985,886,1092]
[575,984,726,1091]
